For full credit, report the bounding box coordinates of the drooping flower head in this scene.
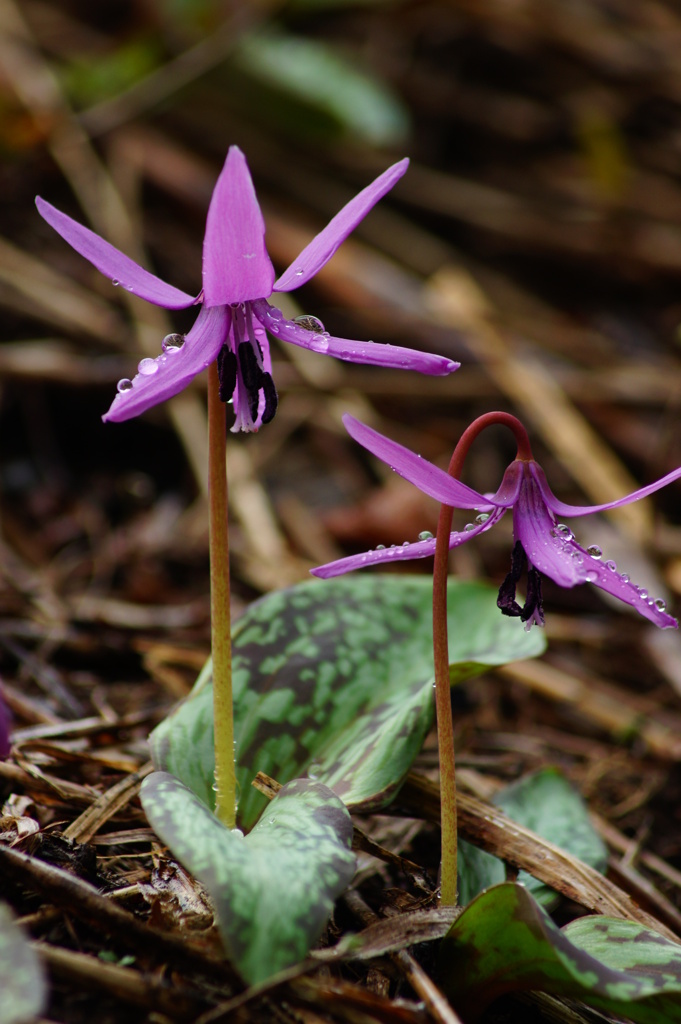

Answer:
[311,414,680,629]
[36,149,458,431]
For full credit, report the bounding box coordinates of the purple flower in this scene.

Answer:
[36,149,458,431]
[311,415,681,629]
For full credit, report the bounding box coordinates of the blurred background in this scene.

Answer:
[3,0,681,863]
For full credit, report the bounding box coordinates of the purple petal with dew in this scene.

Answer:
[274,158,409,292]
[252,301,459,376]
[103,305,230,422]
[530,461,681,519]
[341,414,491,509]
[513,479,677,628]
[35,197,196,310]
[311,506,505,579]
[202,147,275,307]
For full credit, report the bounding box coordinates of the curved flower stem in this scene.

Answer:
[433,412,532,905]
[207,363,236,828]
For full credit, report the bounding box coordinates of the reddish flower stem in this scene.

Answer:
[207,363,236,828]
[434,413,532,905]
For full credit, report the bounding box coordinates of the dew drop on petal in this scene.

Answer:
[162,333,185,353]
[418,530,434,541]
[137,357,158,376]
[376,544,386,550]
[475,513,490,524]
[553,523,573,540]
[639,589,649,600]
[117,378,133,392]
[268,817,276,824]
[268,307,284,321]
[605,560,617,571]
[402,541,410,547]
[308,762,321,780]
[464,523,475,532]
[585,570,598,582]
[295,268,304,276]
[293,314,325,333]
[587,545,602,559]
[621,574,630,583]
[655,598,667,612]
[231,828,244,838]
[112,279,120,286]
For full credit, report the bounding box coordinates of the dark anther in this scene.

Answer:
[521,567,545,626]
[497,541,545,624]
[261,373,278,424]
[237,342,261,393]
[216,346,237,402]
[497,541,525,618]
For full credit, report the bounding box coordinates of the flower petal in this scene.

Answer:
[103,305,230,422]
[530,461,681,519]
[274,158,409,291]
[310,507,505,579]
[339,414,490,508]
[202,147,275,306]
[514,475,677,628]
[251,301,459,376]
[35,197,196,309]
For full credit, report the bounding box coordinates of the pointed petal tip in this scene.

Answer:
[274,156,412,292]
[36,196,196,309]
[202,147,274,305]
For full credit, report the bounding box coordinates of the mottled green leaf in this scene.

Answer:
[232,28,409,146]
[439,882,681,1023]
[151,576,545,828]
[0,902,48,1024]
[140,772,355,985]
[458,768,608,907]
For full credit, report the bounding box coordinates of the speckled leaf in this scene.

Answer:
[458,768,608,907]
[0,902,48,1024]
[151,576,545,828]
[140,771,355,985]
[439,882,681,1023]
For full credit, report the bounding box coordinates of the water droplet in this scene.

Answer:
[116,378,133,393]
[639,589,649,600]
[464,523,475,532]
[376,544,386,550]
[308,762,321,780]
[605,560,617,571]
[585,570,598,582]
[137,357,158,376]
[124,283,134,292]
[268,307,284,321]
[295,268,304,276]
[402,541,410,547]
[112,279,120,286]
[475,513,490,524]
[311,337,329,353]
[621,573,630,583]
[553,523,573,540]
[293,314,325,333]
[162,333,185,353]
[231,828,244,839]
[418,531,434,541]
[587,545,602,559]
[268,817,276,824]
[655,598,667,612]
